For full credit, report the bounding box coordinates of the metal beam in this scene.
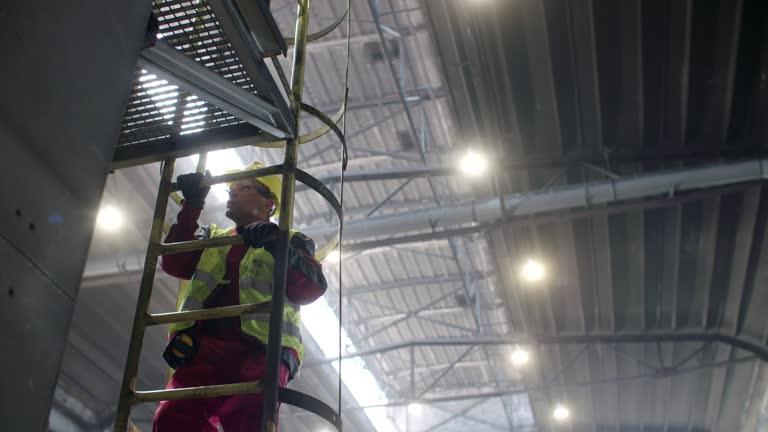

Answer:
[138,41,293,139]
[206,0,293,122]
[342,272,486,296]
[290,25,427,51]
[389,360,489,378]
[312,86,447,113]
[111,123,269,170]
[350,305,497,325]
[300,152,768,189]
[357,286,465,342]
[305,333,768,366]
[347,355,757,410]
[365,0,425,166]
[417,346,476,398]
[305,151,768,184]
[426,399,507,432]
[366,177,416,217]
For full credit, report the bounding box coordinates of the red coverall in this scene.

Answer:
[153,204,327,431]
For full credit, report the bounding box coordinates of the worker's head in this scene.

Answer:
[224,162,282,225]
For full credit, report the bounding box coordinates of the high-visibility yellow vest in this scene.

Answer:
[169,224,304,365]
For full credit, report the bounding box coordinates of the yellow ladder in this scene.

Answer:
[112,1,348,430]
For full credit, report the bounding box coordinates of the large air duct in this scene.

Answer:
[302,159,768,241]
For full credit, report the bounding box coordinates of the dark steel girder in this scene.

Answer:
[349,354,757,410]
[305,333,768,366]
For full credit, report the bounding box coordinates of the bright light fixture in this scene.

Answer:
[325,250,340,263]
[459,150,487,176]
[552,404,570,421]
[97,205,123,232]
[407,403,423,416]
[519,258,546,282]
[510,347,530,366]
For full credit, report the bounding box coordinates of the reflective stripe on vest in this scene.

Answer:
[192,269,221,292]
[180,296,204,311]
[242,313,302,340]
[240,277,271,296]
[241,277,302,311]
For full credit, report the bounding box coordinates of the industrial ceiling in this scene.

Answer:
[50,0,768,431]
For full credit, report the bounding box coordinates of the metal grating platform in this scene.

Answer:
[119,0,261,147]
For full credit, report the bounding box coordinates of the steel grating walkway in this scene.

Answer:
[119,0,257,147]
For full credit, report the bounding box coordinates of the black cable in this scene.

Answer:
[338,0,351,421]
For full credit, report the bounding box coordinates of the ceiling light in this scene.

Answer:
[552,404,570,421]
[519,258,545,282]
[97,205,123,232]
[407,403,423,416]
[510,347,530,367]
[459,150,487,176]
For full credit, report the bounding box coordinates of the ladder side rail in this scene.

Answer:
[262,1,313,430]
[113,159,176,432]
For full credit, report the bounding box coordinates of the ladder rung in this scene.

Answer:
[131,380,263,404]
[161,235,243,255]
[145,302,271,326]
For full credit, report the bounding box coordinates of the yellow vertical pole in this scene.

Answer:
[261,1,311,431]
[114,159,176,431]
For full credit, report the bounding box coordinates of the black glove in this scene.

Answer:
[162,332,199,369]
[239,221,279,252]
[177,171,211,209]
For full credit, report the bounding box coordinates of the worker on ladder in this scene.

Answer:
[152,162,328,431]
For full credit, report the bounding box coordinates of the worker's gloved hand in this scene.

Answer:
[177,171,211,209]
[239,221,279,253]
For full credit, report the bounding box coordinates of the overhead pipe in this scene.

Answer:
[301,159,768,242]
